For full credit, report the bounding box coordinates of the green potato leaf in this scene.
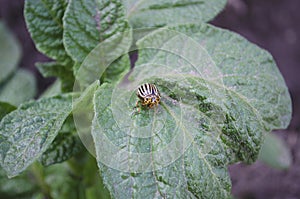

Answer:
[63,0,131,63]
[40,80,62,98]
[93,84,232,198]
[39,115,82,167]
[39,133,82,167]
[91,24,291,198]
[0,22,21,84]
[0,167,38,199]
[24,0,72,64]
[124,0,227,28]
[0,102,16,121]
[0,69,36,106]
[258,133,292,170]
[0,94,73,177]
[74,38,132,90]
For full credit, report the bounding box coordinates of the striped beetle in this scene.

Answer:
[136,83,161,111]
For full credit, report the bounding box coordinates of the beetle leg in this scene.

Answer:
[132,100,141,113]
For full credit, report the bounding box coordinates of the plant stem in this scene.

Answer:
[30,162,53,199]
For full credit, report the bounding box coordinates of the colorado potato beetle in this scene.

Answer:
[136,83,161,111]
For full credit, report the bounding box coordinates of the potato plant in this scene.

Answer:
[0,0,292,198]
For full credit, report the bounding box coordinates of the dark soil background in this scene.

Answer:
[0,0,299,199]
